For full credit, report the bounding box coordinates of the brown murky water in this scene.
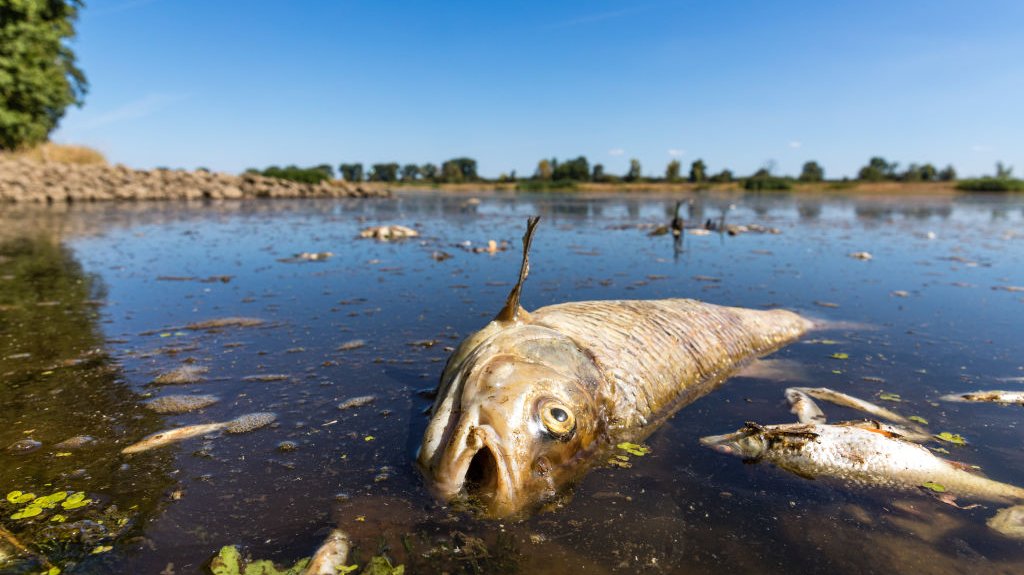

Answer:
[1,191,1023,573]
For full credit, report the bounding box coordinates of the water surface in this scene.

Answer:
[1,191,1023,573]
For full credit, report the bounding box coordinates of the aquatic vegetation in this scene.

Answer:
[935,432,967,445]
[185,317,265,330]
[337,395,376,410]
[152,365,208,385]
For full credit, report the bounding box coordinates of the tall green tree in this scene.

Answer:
[339,163,363,182]
[420,163,437,181]
[0,0,88,149]
[439,157,477,182]
[369,163,399,182]
[592,163,606,182]
[535,159,553,181]
[858,157,899,181]
[688,159,706,183]
[400,163,420,181]
[624,158,642,182]
[937,164,957,181]
[665,159,681,182]
[799,161,824,182]
[552,156,589,181]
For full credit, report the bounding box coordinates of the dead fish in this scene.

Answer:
[785,387,930,442]
[788,387,911,425]
[359,225,419,240]
[338,395,376,410]
[940,391,1024,405]
[786,388,825,424]
[302,528,351,575]
[701,421,1024,506]
[144,394,219,414]
[121,412,275,454]
[152,365,208,385]
[417,217,811,518]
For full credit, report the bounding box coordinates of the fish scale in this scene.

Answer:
[533,299,810,433]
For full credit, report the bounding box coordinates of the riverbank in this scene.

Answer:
[0,156,390,203]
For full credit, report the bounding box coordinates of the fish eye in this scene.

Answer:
[540,401,575,440]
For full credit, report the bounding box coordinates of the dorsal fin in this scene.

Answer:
[495,216,540,323]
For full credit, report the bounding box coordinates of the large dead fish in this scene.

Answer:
[940,390,1024,405]
[700,421,1024,505]
[417,217,811,518]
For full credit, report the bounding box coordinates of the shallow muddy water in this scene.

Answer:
[1,191,1023,574]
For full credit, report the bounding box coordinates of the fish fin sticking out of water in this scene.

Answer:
[493,215,539,324]
[833,419,933,444]
[419,217,812,518]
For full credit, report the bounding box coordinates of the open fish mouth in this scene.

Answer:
[441,425,516,513]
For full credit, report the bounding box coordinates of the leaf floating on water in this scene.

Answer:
[831,370,843,375]
[7,490,35,504]
[360,556,405,575]
[60,491,91,510]
[910,415,929,425]
[935,432,967,445]
[91,545,113,554]
[210,545,242,575]
[616,442,650,457]
[829,353,849,360]
[364,436,375,442]
[878,392,901,402]
[10,505,42,519]
[338,566,359,574]
[921,482,947,493]
[931,446,951,455]
[50,513,67,522]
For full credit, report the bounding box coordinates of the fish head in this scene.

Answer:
[699,423,770,460]
[418,324,606,519]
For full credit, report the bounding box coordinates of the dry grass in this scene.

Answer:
[5,142,107,165]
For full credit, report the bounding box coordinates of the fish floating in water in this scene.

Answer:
[121,412,276,454]
[417,217,811,518]
[701,422,1024,506]
[940,390,1024,405]
[702,387,1024,539]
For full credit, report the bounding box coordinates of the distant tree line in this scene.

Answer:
[250,155,1023,191]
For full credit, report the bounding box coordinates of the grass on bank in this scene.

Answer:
[956,178,1024,192]
[3,142,107,165]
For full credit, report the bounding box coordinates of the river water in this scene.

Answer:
[1,191,1022,574]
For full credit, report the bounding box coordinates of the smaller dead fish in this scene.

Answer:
[848,251,873,260]
[701,422,1024,506]
[185,317,265,330]
[297,252,333,261]
[302,528,351,575]
[359,225,419,241]
[122,422,226,454]
[121,412,275,454]
[144,394,219,414]
[152,365,208,385]
[4,439,42,455]
[940,391,1024,405]
[338,395,376,410]
[789,387,910,425]
[54,435,96,450]
[786,388,825,424]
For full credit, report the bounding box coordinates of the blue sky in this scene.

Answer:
[54,0,1024,179]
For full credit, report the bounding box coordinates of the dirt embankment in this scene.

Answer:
[0,157,390,203]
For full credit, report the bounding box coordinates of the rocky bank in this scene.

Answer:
[0,157,389,202]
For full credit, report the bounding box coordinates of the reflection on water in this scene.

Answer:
[0,190,1022,574]
[0,236,172,573]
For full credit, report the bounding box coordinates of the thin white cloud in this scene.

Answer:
[788,140,802,149]
[971,144,992,152]
[668,148,685,157]
[608,148,625,156]
[74,93,189,131]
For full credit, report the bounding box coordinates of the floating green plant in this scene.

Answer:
[616,442,650,457]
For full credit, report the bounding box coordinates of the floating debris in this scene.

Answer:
[992,285,1024,293]
[185,317,265,330]
[337,339,366,351]
[122,412,275,454]
[277,441,298,452]
[940,391,1024,405]
[209,544,310,575]
[144,394,219,414]
[430,250,453,262]
[359,225,419,241]
[242,374,291,382]
[891,290,910,297]
[338,395,376,410]
[848,251,873,260]
[297,252,333,261]
[156,275,233,283]
[153,365,208,385]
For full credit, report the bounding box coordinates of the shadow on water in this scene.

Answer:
[0,191,1022,573]
[0,235,173,573]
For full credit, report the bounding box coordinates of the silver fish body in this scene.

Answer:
[701,422,1024,504]
[419,294,809,517]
